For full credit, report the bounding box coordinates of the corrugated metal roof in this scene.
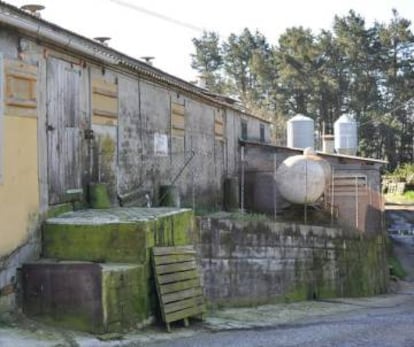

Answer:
[0,1,270,123]
[241,140,388,164]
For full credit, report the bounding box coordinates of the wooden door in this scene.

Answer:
[46,58,89,205]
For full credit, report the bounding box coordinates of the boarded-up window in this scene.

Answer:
[333,175,367,196]
[214,110,225,141]
[92,78,118,126]
[5,59,38,117]
[171,101,185,138]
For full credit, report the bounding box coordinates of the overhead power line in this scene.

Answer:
[109,0,204,32]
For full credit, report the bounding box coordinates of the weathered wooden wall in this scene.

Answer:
[46,57,90,205]
[0,24,270,311]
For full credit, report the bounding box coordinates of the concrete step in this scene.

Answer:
[42,207,193,264]
[22,260,152,334]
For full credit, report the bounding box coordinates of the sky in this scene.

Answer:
[5,0,414,82]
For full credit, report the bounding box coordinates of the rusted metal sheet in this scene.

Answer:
[46,57,89,204]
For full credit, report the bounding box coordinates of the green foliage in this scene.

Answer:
[384,191,414,204]
[391,163,414,182]
[191,9,414,168]
[389,255,407,279]
[403,191,414,200]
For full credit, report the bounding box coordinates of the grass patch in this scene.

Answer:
[385,191,414,205]
[403,191,414,200]
[389,255,407,279]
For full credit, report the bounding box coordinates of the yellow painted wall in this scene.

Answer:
[0,115,39,256]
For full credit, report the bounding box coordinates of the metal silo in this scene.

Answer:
[334,114,358,155]
[287,114,314,149]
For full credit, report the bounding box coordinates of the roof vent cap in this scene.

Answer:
[21,4,45,17]
[140,56,155,65]
[94,37,111,46]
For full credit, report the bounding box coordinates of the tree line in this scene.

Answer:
[191,10,414,169]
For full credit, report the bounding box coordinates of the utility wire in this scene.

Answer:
[109,0,204,33]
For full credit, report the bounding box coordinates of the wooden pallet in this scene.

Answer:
[152,246,205,332]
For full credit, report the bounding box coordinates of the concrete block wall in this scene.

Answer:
[197,216,389,307]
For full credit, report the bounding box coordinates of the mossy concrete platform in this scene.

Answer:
[43,208,193,263]
[25,208,194,333]
[22,261,150,334]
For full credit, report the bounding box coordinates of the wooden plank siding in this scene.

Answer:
[92,78,118,126]
[4,59,38,118]
[152,246,205,332]
[46,57,89,205]
[214,110,225,142]
[333,175,368,196]
[171,101,185,138]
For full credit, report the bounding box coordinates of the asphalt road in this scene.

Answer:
[148,286,414,347]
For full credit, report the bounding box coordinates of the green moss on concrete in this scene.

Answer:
[38,313,101,333]
[47,203,73,218]
[149,211,193,247]
[44,209,194,264]
[43,222,151,263]
[389,255,407,279]
[102,264,151,332]
[200,217,390,308]
[172,210,193,245]
[283,285,309,302]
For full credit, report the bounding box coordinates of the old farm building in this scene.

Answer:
[0,2,269,311]
[0,2,389,333]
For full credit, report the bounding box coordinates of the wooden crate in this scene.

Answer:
[152,246,205,332]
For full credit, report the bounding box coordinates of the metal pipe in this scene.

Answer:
[0,11,119,65]
[331,168,335,225]
[240,146,245,214]
[273,152,277,220]
[304,158,308,224]
[355,176,359,229]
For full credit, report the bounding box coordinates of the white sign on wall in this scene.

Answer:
[154,132,169,156]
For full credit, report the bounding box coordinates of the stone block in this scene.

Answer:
[22,261,150,334]
[43,208,193,263]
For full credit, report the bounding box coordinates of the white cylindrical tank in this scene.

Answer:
[276,148,328,204]
[334,114,358,156]
[287,114,314,149]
